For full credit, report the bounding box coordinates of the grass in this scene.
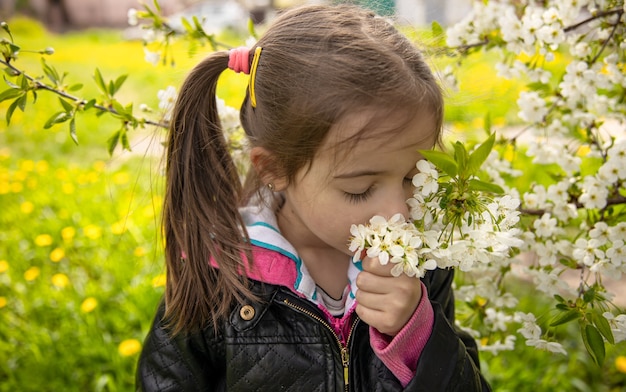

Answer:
[1,16,625,391]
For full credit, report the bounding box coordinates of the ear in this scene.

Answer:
[249,146,289,191]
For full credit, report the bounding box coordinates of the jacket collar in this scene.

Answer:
[239,191,361,316]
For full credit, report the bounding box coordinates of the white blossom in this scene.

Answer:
[157,85,177,121]
[127,8,138,26]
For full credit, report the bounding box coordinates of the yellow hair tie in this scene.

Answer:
[249,47,262,108]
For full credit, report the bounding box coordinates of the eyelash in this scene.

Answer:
[344,178,413,204]
[344,188,373,204]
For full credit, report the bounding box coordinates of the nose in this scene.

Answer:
[378,188,410,221]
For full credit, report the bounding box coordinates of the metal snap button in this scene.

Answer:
[240,305,255,321]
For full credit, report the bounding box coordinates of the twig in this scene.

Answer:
[0,58,168,129]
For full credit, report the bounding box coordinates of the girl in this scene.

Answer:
[137,4,491,391]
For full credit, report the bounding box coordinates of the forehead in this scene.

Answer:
[321,106,438,162]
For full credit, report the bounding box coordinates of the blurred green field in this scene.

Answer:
[1,16,625,391]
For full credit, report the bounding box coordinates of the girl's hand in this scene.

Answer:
[355,256,423,336]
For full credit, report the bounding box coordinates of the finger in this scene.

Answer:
[355,304,402,336]
[355,271,395,294]
[355,289,392,311]
[360,256,394,277]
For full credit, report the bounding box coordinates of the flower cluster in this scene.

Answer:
[444,0,626,361]
[349,159,523,278]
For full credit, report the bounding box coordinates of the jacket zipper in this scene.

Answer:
[282,298,359,391]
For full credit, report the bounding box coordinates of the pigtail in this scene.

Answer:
[163,51,254,335]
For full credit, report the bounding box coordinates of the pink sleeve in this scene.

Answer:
[369,282,434,387]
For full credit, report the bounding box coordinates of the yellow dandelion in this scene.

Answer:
[35,160,49,173]
[20,160,35,172]
[51,273,70,288]
[49,248,65,262]
[35,234,53,247]
[0,260,8,273]
[62,182,75,194]
[152,274,166,288]
[61,226,76,242]
[0,297,6,308]
[20,201,34,214]
[134,247,147,257]
[113,172,130,185]
[80,297,98,313]
[55,168,68,180]
[142,205,155,218]
[24,266,40,281]
[0,181,9,194]
[13,171,26,181]
[10,182,23,193]
[111,221,127,235]
[93,161,106,172]
[26,178,37,189]
[616,356,626,374]
[118,339,142,357]
[83,224,102,240]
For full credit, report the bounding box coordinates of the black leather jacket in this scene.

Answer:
[137,268,491,391]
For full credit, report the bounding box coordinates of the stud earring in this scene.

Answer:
[267,183,275,191]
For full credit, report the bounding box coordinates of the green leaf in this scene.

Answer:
[8,42,20,57]
[58,97,74,112]
[107,130,121,156]
[43,111,70,129]
[68,83,83,92]
[83,98,96,110]
[5,97,20,124]
[0,87,21,103]
[120,128,131,151]
[113,74,127,95]
[420,149,458,177]
[430,20,445,38]
[549,308,580,327]
[15,92,26,111]
[18,73,27,89]
[69,118,78,145]
[453,141,468,173]
[111,100,129,117]
[3,75,19,89]
[583,324,605,366]
[467,133,495,176]
[468,179,504,194]
[41,58,59,84]
[94,68,107,94]
[591,313,614,345]
[181,18,194,33]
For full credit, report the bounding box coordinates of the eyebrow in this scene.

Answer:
[333,170,384,179]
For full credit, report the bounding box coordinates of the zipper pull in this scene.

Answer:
[341,346,349,387]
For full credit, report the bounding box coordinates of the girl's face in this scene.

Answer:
[277,107,437,258]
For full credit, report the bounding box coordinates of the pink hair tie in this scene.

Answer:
[228,47,250,74]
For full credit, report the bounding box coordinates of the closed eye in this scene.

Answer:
[344,188,373,204]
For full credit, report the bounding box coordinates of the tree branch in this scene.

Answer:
[563,8,623,33]
[0,58,168,129]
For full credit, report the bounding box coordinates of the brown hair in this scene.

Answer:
[163,4,444,334]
